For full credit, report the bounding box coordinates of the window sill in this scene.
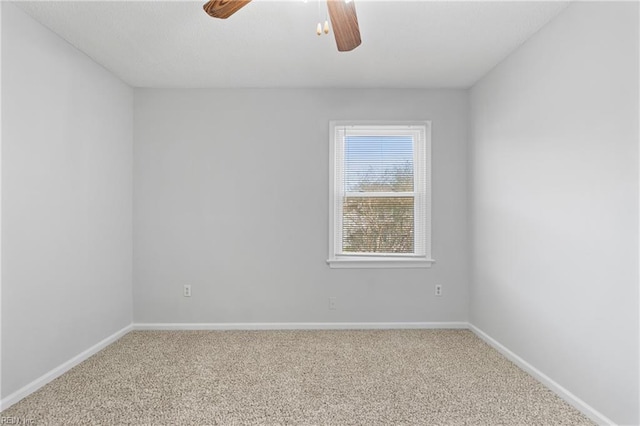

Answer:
[326,257,435,269]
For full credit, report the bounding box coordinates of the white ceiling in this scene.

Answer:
[15,0,569,88]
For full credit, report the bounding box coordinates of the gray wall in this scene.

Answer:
[133,89,469,324]
[468,2,639,424]
[1,3,133,398]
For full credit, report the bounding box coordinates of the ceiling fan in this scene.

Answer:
[203,0,362,52]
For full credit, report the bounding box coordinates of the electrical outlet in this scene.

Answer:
[329,297,337,310]
[435,284,442,297]
[183,285,191,297]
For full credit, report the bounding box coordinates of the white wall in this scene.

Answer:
[469,2,639,424]
[0,1,4,406]
[133,89,468,324]
[1,3,133,399]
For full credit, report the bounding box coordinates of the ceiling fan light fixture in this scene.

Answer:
[203,0,361,52]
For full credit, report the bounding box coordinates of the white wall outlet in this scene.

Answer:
[435,284,442,297]
[183,285,191,297]
[329,297,337,310]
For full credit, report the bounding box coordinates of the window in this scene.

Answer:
[327,121,434,268]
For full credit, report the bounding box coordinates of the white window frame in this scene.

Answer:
[327,121,434,269]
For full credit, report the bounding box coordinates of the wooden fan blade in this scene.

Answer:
[203,0,251,19]
[327,0,361,52]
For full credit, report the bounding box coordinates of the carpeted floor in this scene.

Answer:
[2,329,593,425]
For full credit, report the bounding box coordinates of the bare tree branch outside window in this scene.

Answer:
[342,164,414,253]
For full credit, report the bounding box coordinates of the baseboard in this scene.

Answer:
[468,324,615,426]
[133,321,469,331]
[0,323,133,412]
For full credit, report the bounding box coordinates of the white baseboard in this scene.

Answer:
[0,324,133,412]
[468,324,615,426]
[133,321,469,331]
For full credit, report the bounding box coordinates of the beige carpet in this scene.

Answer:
[2,329,593,425]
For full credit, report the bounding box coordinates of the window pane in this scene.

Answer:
[344,135,413,192]
[342,196,414,253]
